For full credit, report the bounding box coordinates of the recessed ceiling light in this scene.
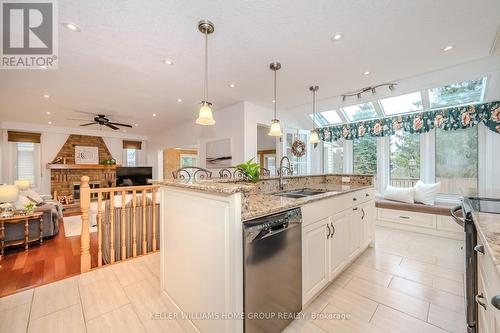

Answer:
[62,22,81,32]
[48,121,52,125]
[442,45,454,52]
[46,111,51,115]
[152,113,157,117]
[122,129,127,133]
[134,123,139,127]
[39,65,47,69]
[43,94,50,98]
[332,33,344,41]
[177,98,183,102]
[363,71,371,76]
[163,58,174,65]
[228,83,236,88]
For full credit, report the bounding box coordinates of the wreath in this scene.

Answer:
[291,140,306,157]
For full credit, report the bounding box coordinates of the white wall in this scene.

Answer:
[0,121,148,194]
[147,101,309,179]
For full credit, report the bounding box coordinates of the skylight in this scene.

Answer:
[309,110,343,127]
[341,102,378,121]
[428,77,486,108]
[380,92,423,116]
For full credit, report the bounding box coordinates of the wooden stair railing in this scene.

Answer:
[80,176,160,272]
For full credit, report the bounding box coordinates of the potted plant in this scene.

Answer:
[24,202,35,215]
[236,158,260,183]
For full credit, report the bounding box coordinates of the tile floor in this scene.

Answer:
[0,226,466,333]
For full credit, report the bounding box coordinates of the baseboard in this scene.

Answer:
[376,220,463,240]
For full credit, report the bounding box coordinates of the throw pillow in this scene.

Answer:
[414,180,440,205]
[23,189,44,204]
[383,185,415,204]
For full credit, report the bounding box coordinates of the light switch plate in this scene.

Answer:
[342,176,351,183]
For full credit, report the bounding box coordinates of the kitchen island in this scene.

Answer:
[157,174,374,333]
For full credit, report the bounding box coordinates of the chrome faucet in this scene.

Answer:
[278,156,292,191]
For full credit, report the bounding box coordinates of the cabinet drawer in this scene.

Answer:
[436,216,463,233]
[377,208,436,229]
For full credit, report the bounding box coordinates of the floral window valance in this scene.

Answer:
[319,101,500,142]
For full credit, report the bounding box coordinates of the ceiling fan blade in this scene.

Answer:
[66,118,91,121]
[72,109,99,116]
[108,122,132,128]
[105,123,119,130]
[80,122,97,127]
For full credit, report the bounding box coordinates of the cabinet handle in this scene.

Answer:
[365,193,369,197]
[353,207,358,211]
[326,224,331,239]
[331,223,335,236]
[491,295,500,311]
[474,244,484,254]
[399,216,410,219]
[361,208,365,220]
[353,197,357,201]
[476,293,487,310]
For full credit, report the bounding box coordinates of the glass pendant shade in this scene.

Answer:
[268,119,283,136]
[196,102,215,125]
[310,130,320,143]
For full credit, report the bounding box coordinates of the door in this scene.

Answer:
[302,218,329,304]
[360,202,375,246]
[348,206,362,255]
[330,211,349,279]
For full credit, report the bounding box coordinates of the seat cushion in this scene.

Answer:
[375,198,453,216]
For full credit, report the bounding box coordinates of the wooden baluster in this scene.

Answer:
[152,189,157,252]
[121,190,126,260]
[142,189,147,255]
[132,191,137,257]
[97,192,103,267]
[80,176,91,273]
[109,191,115,264]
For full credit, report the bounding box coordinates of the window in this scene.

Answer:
[390,131,420,187]
[310,110,342,127]
[323,141,343,173]
[428,78,486,108]
[353,136,377,175]
[341,102,378,121]
[15,142,37,186]
[285,132,309,175]
[180,154,197,167]
[435,127,478,195]
[125,148,138,167]
[380,92,423,116]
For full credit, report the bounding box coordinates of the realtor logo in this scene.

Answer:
[1,0,58,69]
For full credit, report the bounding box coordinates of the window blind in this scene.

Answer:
[8,131,41,143]
[123,140,142,149]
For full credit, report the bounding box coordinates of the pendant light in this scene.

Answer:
[309,85,320,143]
[196,20,215,125]
[268,62,283,136]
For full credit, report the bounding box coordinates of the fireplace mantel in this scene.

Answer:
[46,164,121,170]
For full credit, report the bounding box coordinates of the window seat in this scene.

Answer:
[375,199,453,216]
[375,199,462,240]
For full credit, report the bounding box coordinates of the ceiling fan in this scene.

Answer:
[68,114,132,130]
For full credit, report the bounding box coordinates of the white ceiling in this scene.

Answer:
[1,0,499,135]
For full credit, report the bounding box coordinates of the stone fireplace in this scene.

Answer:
[47,135,118,200]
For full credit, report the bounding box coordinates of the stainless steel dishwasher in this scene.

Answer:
[243,208,302,333]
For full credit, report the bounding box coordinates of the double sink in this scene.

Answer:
[274,188,335,199]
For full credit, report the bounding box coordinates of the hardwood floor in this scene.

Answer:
[0,226,466,333]
[0,216,97,298]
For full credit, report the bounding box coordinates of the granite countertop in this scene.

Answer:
[152,179,255,194]
[472,211,500,276]
[242,184,372,221]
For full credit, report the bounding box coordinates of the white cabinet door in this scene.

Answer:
[348,207,362,255]
[360,202,374,246]
[329,211,349,279]
[302,218,330,304]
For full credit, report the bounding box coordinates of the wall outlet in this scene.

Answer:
[342,176,351,183]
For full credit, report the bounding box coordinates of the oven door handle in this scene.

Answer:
[450,205,465,228]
